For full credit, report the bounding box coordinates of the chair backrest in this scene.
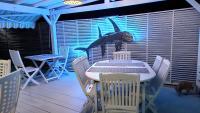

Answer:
[0,60,11,77]
[59,46,69,58]
[72,57,90,96]
[9,50,25,69]
[152,55,163,73]
[113,51,131,60]
[150,59,170,93]
[0,69,21,113]
[59,46,69,67]
[100,73,140,113]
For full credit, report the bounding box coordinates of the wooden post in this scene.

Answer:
[43,12,60,54]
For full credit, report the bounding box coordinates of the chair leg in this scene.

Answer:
[64,68,68,73]
[22,71,40,89]
[146,99,157,113]
[149,103,157,113]
[32,60,48,83]
[21,76,34,89]
[30,69,40,85]
[93,83,98,113]
[58,65,68,79]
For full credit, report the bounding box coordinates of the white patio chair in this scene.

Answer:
[72,57,96,112]
[146,59,170,113]
[100,73,140,113]
[57,46,69,78]
[113,51,131,60]
[9,50,40,89]
[0,59,11,77]
[47,46,69,78]
[0,69,21,113]
[152,55,163,74]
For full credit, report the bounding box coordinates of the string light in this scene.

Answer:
[64,0,82,5]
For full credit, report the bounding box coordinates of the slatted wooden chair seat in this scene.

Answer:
[0,60,11,77]
[0,69,21,113]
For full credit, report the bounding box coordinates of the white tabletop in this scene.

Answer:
[85,60,156,82]
[25,54,63,61]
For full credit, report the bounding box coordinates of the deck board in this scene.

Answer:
[16,72,87,113]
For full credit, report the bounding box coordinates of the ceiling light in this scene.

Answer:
[64,0,83,5]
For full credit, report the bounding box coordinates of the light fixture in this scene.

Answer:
[64,0,83,5]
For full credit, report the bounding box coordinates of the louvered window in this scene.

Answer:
[55,8,200,83]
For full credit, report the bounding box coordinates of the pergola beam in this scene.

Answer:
[54,0,165,15]
[15,0,27,4]
[33,0,51,7]
[42,15,51,25]
[104,0,110,4]
[48,0,98,10]
[42,13,60,54]
[0,2,50,15]
[47,1,65,9]
[185,0,200,13]
[55,0,99,10]
[0,14,37,17]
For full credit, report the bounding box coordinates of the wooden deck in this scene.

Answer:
[16,72,87,113]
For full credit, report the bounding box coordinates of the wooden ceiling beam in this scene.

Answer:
[15,0,27,4]
[185,0,200,13]
[0,14,37,17]
[33,0,52,7]
[55,0,99,10]
[54,0,165,15]
[47,1,66,9]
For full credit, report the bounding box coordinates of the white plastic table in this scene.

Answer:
[85,60,156,113]
[25,54,63,83]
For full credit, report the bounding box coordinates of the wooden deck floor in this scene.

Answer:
[15,72,200,113]
[16,72,87,113]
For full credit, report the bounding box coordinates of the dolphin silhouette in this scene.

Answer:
[75,18,133,57]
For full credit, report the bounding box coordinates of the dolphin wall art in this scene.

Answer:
[75,18,134,57]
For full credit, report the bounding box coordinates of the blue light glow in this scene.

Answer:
[59,16,146,57]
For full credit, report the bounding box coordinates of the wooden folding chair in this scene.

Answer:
[0,69,21,113]
[100,73,140,113]
[9,50,40,89]
[0,59,11,77]
[146,59,170,113]
[72,57,97,113]
[113,51,131,60]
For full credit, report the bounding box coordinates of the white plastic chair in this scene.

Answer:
[152,55,163,74]
[0,60,11,77]
[113,51,131,60]
[100,73,140,113]
[72,57,96,112]
[146,59,171,113]
[0,69,21,113]
[9,50,40,89]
